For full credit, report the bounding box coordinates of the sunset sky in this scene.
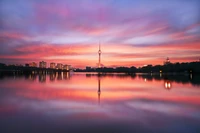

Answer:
[0,0,200,68]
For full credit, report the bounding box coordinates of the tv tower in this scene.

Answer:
[98,42,101,68]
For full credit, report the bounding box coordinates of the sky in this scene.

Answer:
[0,0,200,68]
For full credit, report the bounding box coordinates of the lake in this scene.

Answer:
[0,72,200,133]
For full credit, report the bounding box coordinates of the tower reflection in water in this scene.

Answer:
[98,76,101,105]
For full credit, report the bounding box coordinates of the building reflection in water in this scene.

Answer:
[30,74,37,81]
[50,72,56,81]
[63,72,70,80]
[25,73,37,81]
[164,80,172,90]
[49,72,70,81]
[57,72,62,80]
[98,76,101,105]
[39,73,46,83]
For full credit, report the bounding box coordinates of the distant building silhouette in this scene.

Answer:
[29,62,37,67]
[63,65,70,70]
[164,57,171,65]
[25,63,29,67]
[56,63,63,69]
[39,61,47,68]
[50,63,56,69]
[25,62,37,67]
[86,66,92,71]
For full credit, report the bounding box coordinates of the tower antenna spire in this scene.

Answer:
[99,41,101,50]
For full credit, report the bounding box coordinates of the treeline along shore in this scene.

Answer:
[75,61,200,74]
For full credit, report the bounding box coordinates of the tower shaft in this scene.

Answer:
[98,43,101,68]
[99,53,101,68]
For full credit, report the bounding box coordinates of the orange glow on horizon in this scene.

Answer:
[0,41,199,68]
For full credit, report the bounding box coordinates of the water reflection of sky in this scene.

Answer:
[0,73,200,133]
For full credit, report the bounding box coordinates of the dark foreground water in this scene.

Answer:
[0,72,200,133]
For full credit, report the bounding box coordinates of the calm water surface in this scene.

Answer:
[0,72,200,133]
